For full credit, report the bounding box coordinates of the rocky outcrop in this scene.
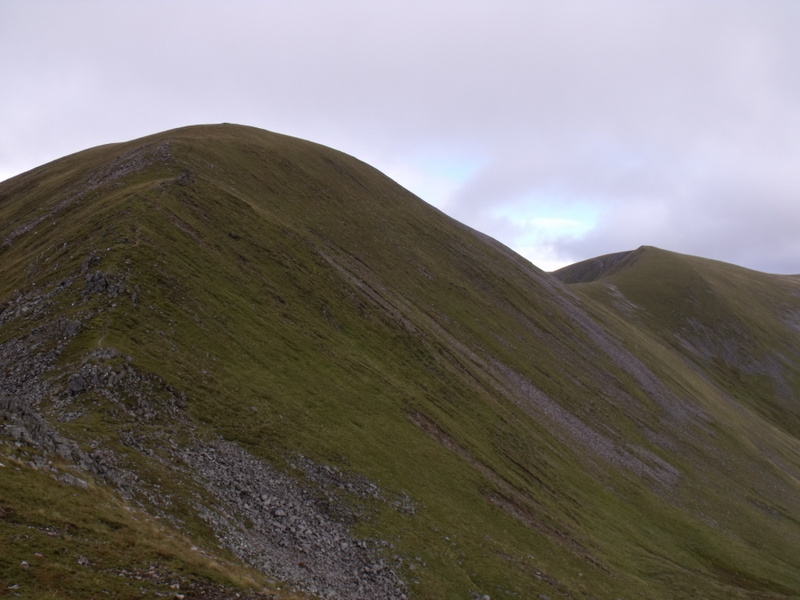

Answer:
[182,440,408,600]
[0,250,409,600]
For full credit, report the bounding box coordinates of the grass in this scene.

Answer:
[3,124,800,599]
[0,442,293,599]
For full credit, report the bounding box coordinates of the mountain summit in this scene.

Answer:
[2,124,800,599]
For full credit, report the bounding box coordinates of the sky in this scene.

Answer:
[2,1,800,273]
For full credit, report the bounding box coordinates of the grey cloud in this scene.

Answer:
[2,1,800,272]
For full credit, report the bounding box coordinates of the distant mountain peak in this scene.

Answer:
[552,249,634,283]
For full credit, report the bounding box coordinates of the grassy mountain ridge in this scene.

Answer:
[2,124,800,599]
[556,246,800,436]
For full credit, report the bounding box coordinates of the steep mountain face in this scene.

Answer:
[2,125,800,600]
[555,247,800,438]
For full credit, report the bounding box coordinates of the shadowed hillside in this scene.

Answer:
[550,249,634,284]
[3,124,800,600]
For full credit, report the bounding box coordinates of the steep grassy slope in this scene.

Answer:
[557,246,800,434]
[556,246,800,595]
[3,125,800,599]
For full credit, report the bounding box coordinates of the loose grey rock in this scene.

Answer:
[181,439,408,600]
[59,473,88,489]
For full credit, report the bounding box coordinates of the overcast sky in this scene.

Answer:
[2,1,799,273]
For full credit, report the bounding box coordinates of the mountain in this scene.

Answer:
[2,124,800,600]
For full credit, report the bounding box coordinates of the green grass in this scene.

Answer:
[0,443,290,599]
[3,125,800,599]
